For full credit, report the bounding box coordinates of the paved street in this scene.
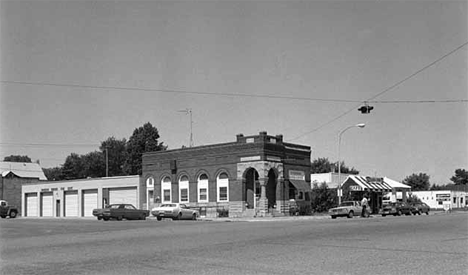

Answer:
[1,213,467,275]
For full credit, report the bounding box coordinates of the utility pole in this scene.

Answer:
[178,108,193,147]
[105,147,109,177]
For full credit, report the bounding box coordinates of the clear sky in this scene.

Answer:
[1,0,467,185]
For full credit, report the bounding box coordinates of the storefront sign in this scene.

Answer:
[289,170,305,180]
[266,156,281,162]
[436,194,450,201]
[349,185,363,191]
[240,156,261,162]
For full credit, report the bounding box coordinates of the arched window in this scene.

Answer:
[198,174,209,202]
[161,176,172,203]
[146,177,154,187]
[217,172,229,202]
[179,175,189,203]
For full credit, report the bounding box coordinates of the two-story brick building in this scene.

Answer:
[142,132,312,218]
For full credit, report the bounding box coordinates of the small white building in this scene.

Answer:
[407,190,467,210]
[21,175,143,218]
[310,172,354,189]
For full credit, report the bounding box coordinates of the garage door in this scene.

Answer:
[64,191,79,217]
[82,190,98,217]
[109,187,137,207]
[41,192,53,217]
[26,193,38,217]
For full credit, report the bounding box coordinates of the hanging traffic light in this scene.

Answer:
[358,104,374,114]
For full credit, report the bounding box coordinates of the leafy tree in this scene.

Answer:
[62,153,85,180]
[406,193,422,204]
[82,151,106,178]
[310,182,338,212]
[3,155,32,162]
[100,137,127,177]
[123,122,167,175]
[311,157,359,174]
[450,169,468,185]
[402,173,430,191]
[43,167,64,181]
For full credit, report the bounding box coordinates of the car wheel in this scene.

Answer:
[382,214,386,217]
[97,217,102,220]
[117,216,123,221]
[331,216,337,219]
[157,216,162,221]
[103,217,109,221]
[397,210,402,216]
[9,211,17,218]
[347,211,354,218]
[192,213,197,220]
[0,215,6,219]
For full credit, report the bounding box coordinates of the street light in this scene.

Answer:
[338,123,366,205]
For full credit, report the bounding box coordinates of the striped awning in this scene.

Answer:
[347,176,393,192]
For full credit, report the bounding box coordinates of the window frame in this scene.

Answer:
[161,176,172,203]
[179,175,189,203]
[217,172,229,202]
[198,174,209,203]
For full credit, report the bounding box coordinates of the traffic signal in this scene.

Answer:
[358,105,374,114]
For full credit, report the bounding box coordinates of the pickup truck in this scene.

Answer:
[0,200,19,218]
[93,204,149,221]
[329,201,367,219]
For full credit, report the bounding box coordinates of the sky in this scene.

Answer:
[1,0,467,185]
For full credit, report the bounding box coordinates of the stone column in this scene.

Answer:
[257,178,268,216]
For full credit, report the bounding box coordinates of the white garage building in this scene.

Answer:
[22,175,142,218]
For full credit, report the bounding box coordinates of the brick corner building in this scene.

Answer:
[142,132,312,218]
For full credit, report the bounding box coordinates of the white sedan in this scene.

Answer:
[151,203,199,221]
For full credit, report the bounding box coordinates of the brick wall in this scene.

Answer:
[1,175,41,215]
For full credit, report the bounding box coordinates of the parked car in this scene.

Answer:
[151,203,199,221]
[381,202,412,216]
[410,202,430,215]
[0,200,18,219]
[93,204,149,221]
[329,201,367,219]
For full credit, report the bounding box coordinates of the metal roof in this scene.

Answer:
[345,175,410,192]
[0,162,47,180]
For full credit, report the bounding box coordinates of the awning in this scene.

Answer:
[289,180,312,191]
[347,176,392,192]
[383,177,411,190]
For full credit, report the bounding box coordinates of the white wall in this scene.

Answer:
[392,190,467,210]
[22,176,141,217]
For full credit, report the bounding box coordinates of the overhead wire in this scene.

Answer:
[288,41,468,141]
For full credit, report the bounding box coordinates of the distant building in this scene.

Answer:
[0,161,47,215]
[310,172,355,189]
[142,132,312,218]
[393,190,467,210]
[21,175,142,218]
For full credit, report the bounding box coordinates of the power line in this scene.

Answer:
[289,41,468,141]
[0,142,98,147]
[1,80,360,103]
[370,99,468,104]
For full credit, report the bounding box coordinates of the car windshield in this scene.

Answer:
[339,202,355,207]
[160,204,176,207]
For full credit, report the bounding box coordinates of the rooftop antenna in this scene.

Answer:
[178,108,193,147]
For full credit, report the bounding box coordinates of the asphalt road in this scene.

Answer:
[1,213,467,275]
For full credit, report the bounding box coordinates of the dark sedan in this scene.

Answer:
[410,202,430,215]
[381,202,412,216]
[93,204,149,221]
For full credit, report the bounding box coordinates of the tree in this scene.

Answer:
[311,157,359,174]
[402,173,430,191]
[43,167,64,181]
[123,122,167,175]
[62,153,85,180]
[82,151,106,178]
[100,137,127,177]
[3,155,32,162]
[310,182,338,212]
[450,169,468,186]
